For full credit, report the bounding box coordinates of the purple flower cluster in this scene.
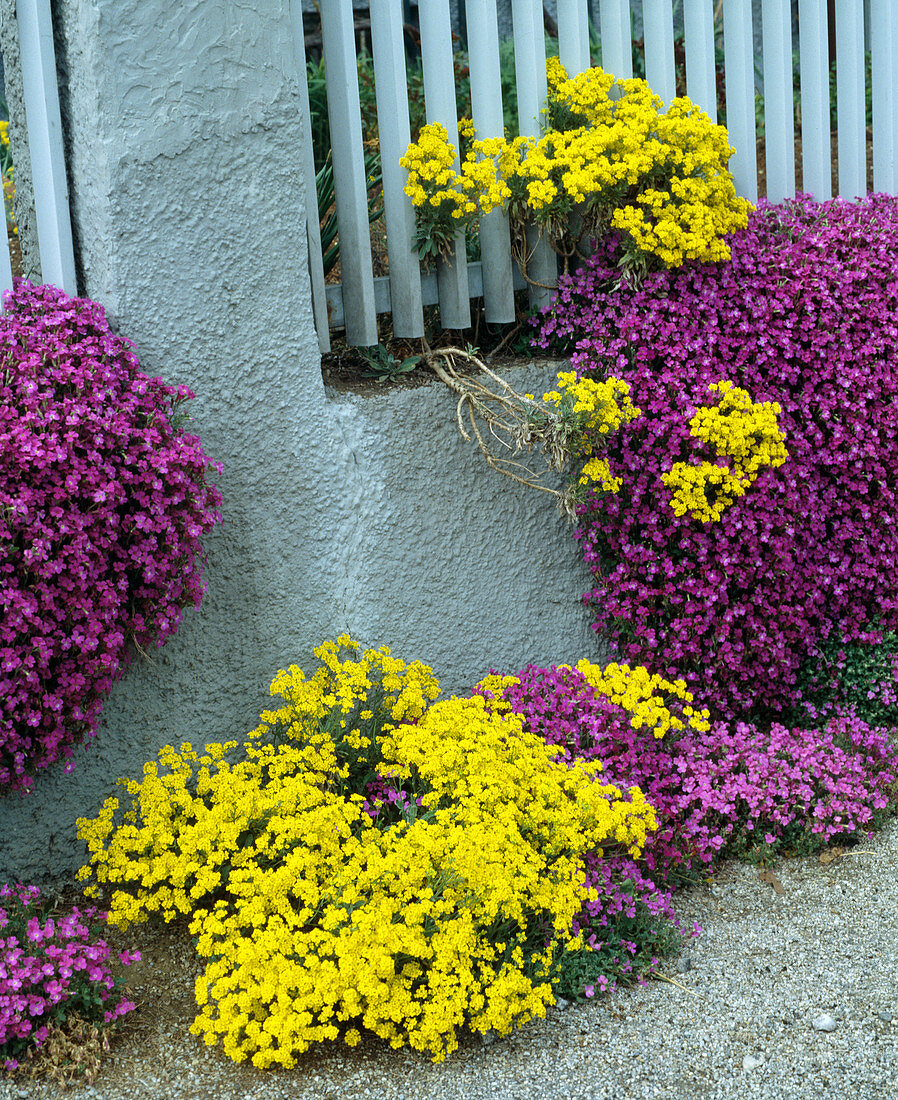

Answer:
[362,773,424,822]
[498,664,898,882]
[0,883,139,1071]
[533,195,898,720]
[0,281,222,790]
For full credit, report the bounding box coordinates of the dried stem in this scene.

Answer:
[423,345,580,520]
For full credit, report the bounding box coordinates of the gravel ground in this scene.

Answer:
[1,817,895,1100]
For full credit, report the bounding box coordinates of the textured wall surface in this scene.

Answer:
[322,362,603,691]
[0,0,605,885]
[0,0,39,280]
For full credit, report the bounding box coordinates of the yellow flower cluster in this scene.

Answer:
[76,638,657,1067]
[662,380,788,522]
[75,636,441,923]
[543,370,640,436]
[0,119,15,236]
[401,60,751,269]
[578,456,622,491]
[399,122,475,258]
[574,659,711,738]
[543,370,640,492]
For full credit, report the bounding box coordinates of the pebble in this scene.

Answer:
[813,1014,838,1032]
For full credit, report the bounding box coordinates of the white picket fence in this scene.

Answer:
[304,0,898,353]
[0,0,76,303]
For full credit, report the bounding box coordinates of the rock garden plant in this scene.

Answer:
[68,636,898,1073]
[0,281,222,791]
[533,193,898,723]
[0,883,139,1086]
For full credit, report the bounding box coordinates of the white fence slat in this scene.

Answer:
[722,0,758,202]
[419,0,470,330]
[557,0,591,76]
[683,0,717,121]
[370,0,424,338]
[511,0,557,311]
[324,259,527,330]
[292,2,330,354]
[319,0,378,345]
[466,0,515,323]
[642,0,677,105]
[598,0,633,79]
[17,0,76,295]
[761,0,795,202]
[892,0,898,199]
[871,0,896,193]
[797,0,831,200]
[834,0,866,198]
[512,0,549,134]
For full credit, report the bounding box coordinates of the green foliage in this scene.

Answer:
[357,343,422,380]
[551,881,682,1003]
[793,630,898,729]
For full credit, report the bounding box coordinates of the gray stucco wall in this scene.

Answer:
[0,0,604,885]
[0,1,38,281]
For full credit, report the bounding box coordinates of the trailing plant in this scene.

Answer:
[0,281,222,790]
[479,663,898,885]
[534,195,898,721]
[420,347,639,516]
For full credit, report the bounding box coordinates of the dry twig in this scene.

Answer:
[422,345,580,519]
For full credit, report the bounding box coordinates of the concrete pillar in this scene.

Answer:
[0,0,340,883]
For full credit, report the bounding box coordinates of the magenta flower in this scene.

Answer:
[0,281,222,790]
[534,195,898,722]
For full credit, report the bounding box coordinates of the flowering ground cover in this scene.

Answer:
[0,282,221,791]
[4,119,898,1084]
[58,636,897,1079]
[534,193,898,724]
[0,883,139,1085]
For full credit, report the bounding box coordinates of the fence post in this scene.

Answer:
[419,0,470,330]
[798,0,832,200]
[370,0,424,338]
[292,0,331,354]
[642,0,676,105]
[683,0,717,122]
[834,0,866,198]
[761,0,796,203]
[319,0,378,346]
[871,0,896,194]
[16,0,76,294]
[598,0,633,79]
[557,0,590,76]
[466,0,515,323]
[722,0,758,203]
[511,0,557,312]
[0,217,12,302]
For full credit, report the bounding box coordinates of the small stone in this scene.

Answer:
[813,1014,838,1032]
[677,955,693,973]
[877,1011,893,1023]
[743,1053,765,1071]
[555,997,571,1010]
